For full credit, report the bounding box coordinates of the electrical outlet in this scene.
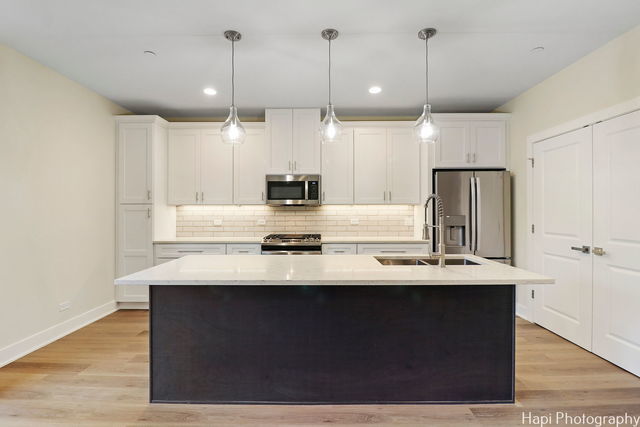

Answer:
[213,219,223,226]
[58,301,71,312]
[350,218,359,225]
[257,219,266,225]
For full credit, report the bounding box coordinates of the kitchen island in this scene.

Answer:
[115,254,552,404]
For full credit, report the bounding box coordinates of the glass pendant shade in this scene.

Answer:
[414,104,440,144]
[220,106,246,144]
[321,104,344,143]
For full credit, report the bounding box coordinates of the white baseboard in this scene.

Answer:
[117,302,149,310]
[0,300,117,368]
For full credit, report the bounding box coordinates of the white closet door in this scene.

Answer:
[532,127,593,350]
[593,110,640,376]
[200,129,234,204]
[167,129,199,205]
[321,129,353,204]
[354,128,387,204]
[387,128,420,204]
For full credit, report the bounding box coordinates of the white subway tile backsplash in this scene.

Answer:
[176,205,416,238]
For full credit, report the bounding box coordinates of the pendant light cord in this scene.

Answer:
[425,37,429,105]
[328,38,332,105]
[231,38,236,107]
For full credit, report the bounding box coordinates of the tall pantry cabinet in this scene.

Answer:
[116,116,174,304]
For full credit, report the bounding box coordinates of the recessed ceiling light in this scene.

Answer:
[530,46,545,54]
[143,50,157,56]
[203,87,217,96]
[368,86,382,94]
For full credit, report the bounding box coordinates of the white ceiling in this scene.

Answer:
[1,0,639,118]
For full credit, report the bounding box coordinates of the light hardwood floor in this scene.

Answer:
[1,310,639,426]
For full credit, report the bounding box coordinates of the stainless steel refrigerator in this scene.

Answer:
[432,170,511,264]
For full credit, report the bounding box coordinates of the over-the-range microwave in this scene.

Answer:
[266,175,321,206]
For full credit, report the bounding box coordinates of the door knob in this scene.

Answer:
[570,245,590,254]
[593,247,606,256]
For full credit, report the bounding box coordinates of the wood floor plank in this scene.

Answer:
[0,310,639,426]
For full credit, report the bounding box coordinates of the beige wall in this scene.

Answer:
[0,44,128,360]
[496,25,640,268]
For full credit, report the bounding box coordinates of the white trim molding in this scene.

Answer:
[0,300,117,368]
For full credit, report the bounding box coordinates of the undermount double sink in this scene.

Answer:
[375,256,480,266]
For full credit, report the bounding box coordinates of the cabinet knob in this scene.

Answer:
[593,247,606,256]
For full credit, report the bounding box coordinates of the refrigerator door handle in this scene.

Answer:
[469,177,476,252]
[475,176,481,253]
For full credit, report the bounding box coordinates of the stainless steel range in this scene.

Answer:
[261,233,322,255]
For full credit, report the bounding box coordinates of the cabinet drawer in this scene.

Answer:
[155,243,226,257]
[356,243,429,255]
[226,244,261,255]
[322,244,357,255]
[154,256,179,266]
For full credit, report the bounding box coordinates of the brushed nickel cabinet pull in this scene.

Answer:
[147,190,151,200]
[196,192,199,202]
[147,208,151,218]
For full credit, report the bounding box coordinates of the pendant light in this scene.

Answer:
[220,30,246,144]
[414,28,440,144]
[320,28,344,143]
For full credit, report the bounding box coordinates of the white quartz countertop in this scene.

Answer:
[115,254,553,286]
[153,237,430,244]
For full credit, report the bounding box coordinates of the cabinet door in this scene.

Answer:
[118,124,152,204]
[471,121,506,167]
[117,205,152,302]
[321,129,354,204]
[387,128,420,204]
[265,109,293,173]
[167,129,199,205]
[201,129,234,204]
[593,110,640,377]
[433,121,471,167]
[292,109,321,173]
[357,243,429,255]
[234,129,267,204]
[354,128,388,204]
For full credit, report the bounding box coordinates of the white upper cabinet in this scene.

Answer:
[118,123,153,204]
[354,128,388,204]
[387,128,421,204]
[266,108,321,174]
[321,129,354,204]
[234,128,267,204]
[200,129,234,204]
[167,128,199,205]
[353,127,421,204]
[266,109,293,173]
[433,121,471,167]
[167,128,234,205]
[433,119,507,168]
[470,121,506,167]
[292,109,321,173]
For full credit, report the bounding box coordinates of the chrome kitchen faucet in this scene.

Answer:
[423,194,446,268]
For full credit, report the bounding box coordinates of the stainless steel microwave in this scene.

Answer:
[266,175,321,206]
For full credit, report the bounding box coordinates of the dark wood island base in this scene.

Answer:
[150,284,515,404]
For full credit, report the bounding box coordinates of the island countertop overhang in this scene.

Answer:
[115,254,554,286]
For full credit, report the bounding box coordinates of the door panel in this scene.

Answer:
[234,129,267,204]
[474,171,509,258]
[167,129,199,205]
[471,121,506,167]
[433,121,471,167]
[354,128,387,204]
[119,124,151,204]
[201,129,233,204]
[533,127,593,350]
[292,109,321,173]
[117,205,152,302]
[593,109,640,376]
[387,128,420,204]
[434,170,473,254]
[321,129,354,204]
[266,109,293,173]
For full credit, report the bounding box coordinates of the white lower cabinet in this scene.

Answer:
[357,243,429,255]
[227,244,261,255]
[322,244,357,255]
[117,205,153,302]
